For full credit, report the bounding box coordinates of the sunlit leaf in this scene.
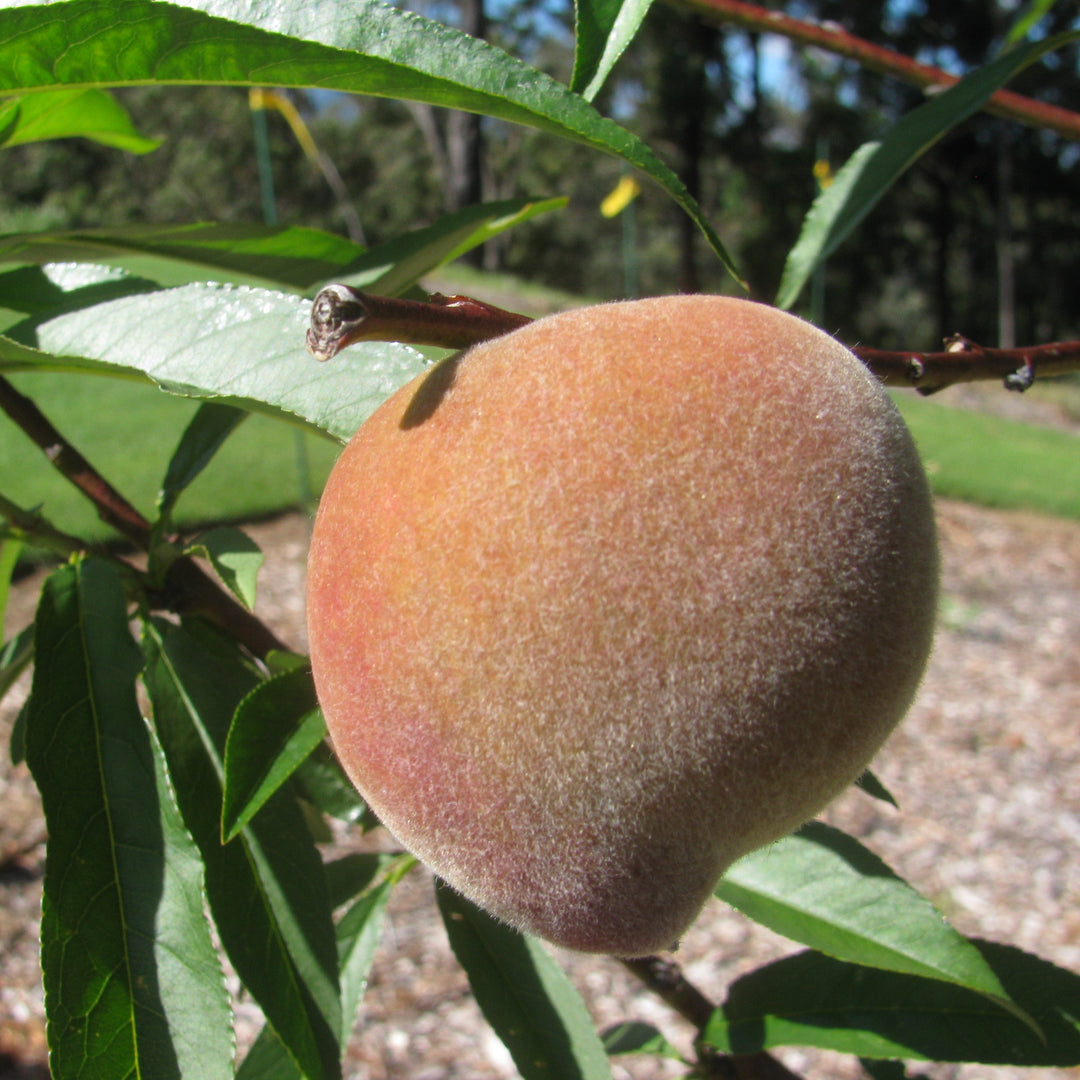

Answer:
[716,822,1027,1028]
[776,29,1080,309]
[186,525,264,610]
[2,282,428,442]
[142,617,343,1080]
[572,0,654,101]
[25,559,232,1080]
[0,87,159,150]
[703,944,1080,1066]
[0,0,740,284]
[223,667,326,841]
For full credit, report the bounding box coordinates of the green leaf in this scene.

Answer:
[0,0,740,285]
[186,525,264,610]
[223,667,327,842]
[4,282,428,442]
[24,559,232,1080]
[0,622,33,713]
[295,741,369,824]
[0,533,21,632]
[0,223,367,291]
[601,1021,683,1060]
[0,87,159,150]
[776,29,1080,309]
[1003,0,1058,48]
[436,882,613,1080]
[854,769,898,808]
[715,822,1025,1024]
[324,853,395,909]
[142,617,343,1080]
[703,943,1080,1066]
[572,0,654,101]
[158,401,248,521]
[339,197,568,298]
[238,871,399,1080]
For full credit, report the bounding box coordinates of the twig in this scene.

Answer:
[306,285,532,361]
[621,955,805,1080]
[306,289,1080,394]
[0,375,151,549]
[0,375,287,659]
[668,0,1080,143]
[853,335,1080,394]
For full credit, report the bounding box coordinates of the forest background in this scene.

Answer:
[2,0,1077,354]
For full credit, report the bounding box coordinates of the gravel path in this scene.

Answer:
[2,494,1079,1080]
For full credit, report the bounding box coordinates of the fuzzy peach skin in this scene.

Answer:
[306,295,939,956]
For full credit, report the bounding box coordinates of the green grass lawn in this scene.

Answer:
[1,371,342,547]
[892,390,1080,521]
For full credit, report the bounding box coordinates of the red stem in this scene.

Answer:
[670,0,1080,142]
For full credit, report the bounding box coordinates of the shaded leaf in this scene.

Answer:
[295,741,369,825]
[437,882,613,1080]
[0,223,366,291]
[186,525,264,610]
[601,1021,683,1060]
[238,871,400,1080]
[158,401,249,521]
[776,30,1080,309]
[854,769,899,808]
[0,87,159,151]
[1,621,33,715]
[223,667,327,842]
[142,617,342,1080]
[715,822,1024,1025]
[25,559,231,1080]
[703,943,1080,1066]
[0,0,739,284]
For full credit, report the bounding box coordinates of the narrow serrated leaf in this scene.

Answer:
[237,873,398,1080]
[572,0,654,101]
[0,87,159,151]
[223,667,326,842]
[0,223,366,291]
[715,822,1031,1030]
[854,769,898,808]
[329,197,567,297]
[0,622,33,711]
[776,30,1080,309]
[186,525,264,610]
[437,883,613,1080]
[718,825,1009,993]
[142,617,342,1080]
[158,401,248,521]
[295,741,369,824]
[8,282,427,442]
[0,534,21,632]
[0,0,740,284]
[703,944,1080,1066]
[601,1021,683,1060]
[25,559,231,1080]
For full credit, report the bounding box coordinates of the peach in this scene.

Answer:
[306,295,938,956]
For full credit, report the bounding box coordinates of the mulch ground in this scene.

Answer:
[3,487,1079,1080]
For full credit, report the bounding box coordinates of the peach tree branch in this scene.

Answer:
[307,286,1080,393]
[667,0,1080,143]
